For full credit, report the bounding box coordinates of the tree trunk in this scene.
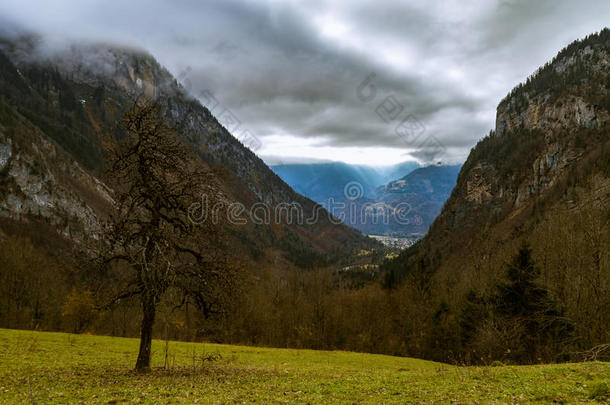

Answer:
[135,295,156,371]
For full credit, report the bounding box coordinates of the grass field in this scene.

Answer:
[0,329,608,404]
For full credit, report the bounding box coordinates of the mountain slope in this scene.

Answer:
[424,30,610,259]
[0,36,375,268]
[381,29,610,356]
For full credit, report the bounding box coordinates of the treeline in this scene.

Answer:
[1,193,607,365]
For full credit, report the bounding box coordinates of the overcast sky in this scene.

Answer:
[1,0,609,165]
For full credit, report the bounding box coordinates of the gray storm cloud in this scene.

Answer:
[0,0,608,164]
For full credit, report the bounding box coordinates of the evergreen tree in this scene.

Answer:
[458,289,488,347]
[494,241,573,363]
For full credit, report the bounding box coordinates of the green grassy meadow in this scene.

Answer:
[0,329,608,404]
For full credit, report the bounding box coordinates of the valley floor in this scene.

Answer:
[0,329,608,404]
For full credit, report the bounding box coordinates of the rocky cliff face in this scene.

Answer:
[0,104,111,240]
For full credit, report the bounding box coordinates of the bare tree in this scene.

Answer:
[99,102,232,371]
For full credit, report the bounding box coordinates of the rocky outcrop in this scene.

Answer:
[497,95,603,135]
[0,106,112,240]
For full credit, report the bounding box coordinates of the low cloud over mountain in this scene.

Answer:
[1,0,609,165]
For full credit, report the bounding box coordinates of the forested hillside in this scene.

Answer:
[380,28,610,363]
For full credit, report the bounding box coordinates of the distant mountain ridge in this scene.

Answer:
[272,162,461,238]
[271,161,421,202]
[371,164,462,234]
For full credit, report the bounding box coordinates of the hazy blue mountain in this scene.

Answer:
[271,161,421,204]
[367,164,462,235]
[272,162,461,238]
